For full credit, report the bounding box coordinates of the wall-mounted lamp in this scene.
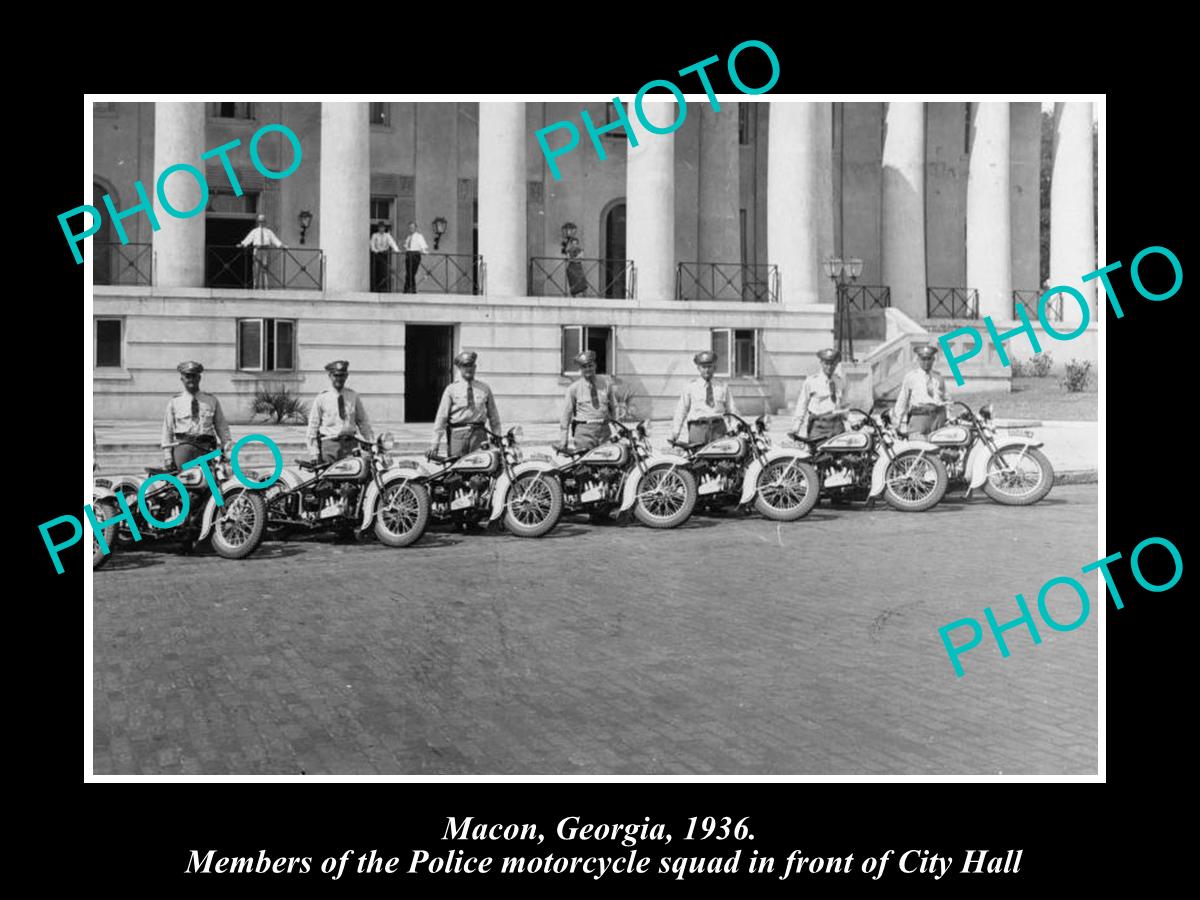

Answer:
[432,216,448,250]
[298,210,313,245]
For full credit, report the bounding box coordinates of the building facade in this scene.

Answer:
[91,100,1097,424]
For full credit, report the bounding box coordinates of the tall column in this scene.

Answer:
[880,102,927,320]
[698,103,741,267]
[152,103,206,287]
[1050,102,1095,329]
[478,103,526,297]
[966,102,1012,320]
[768,103,831,306]
[320,102,370,293]
[626,100,676,301]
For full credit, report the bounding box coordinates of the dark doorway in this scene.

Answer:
[602,201,626,298]
[93,183,114,285]
[206,217,256,287]
[405,325,455,421]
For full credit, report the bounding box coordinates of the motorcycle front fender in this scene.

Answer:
[92,483,117,502]
[488,462,559,522]
[619,455,685,512]
[198,478,248,541]
[360,469,415,531]
[968,440,1046,489]
[871,445,941,498]
[740,449,809,505]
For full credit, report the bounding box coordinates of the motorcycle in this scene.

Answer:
[927,401,1055,505]
[93,445,268,560]
[668,413,821,521]
[789,408,950,512]
[415,426,563,537]
[552,418,698,528]
[256,433,430,547]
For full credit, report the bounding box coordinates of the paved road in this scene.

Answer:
[92,486,1099,775]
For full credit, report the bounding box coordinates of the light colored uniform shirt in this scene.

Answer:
[893,368,947,422]
[238,226,283,248]
[370,232,400,253]
[431,378,501,447]
[306,387,373,453]
[403,232,430,253]
[559,376,616,431]
[793,371,845,434]
[161,391,231,449]
[671,378,739,439]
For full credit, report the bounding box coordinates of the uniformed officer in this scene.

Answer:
[558,350,616,451]
[428,351,502,458]
[306,360,375,463]
[894,344,948,439]
[670,349,739,446]
[161,361,232,469]
[793,348,847,441]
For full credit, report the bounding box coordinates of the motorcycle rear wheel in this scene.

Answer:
[373,481,431,547]
[92,498,120,569]
[504,472,564,537]
[210,489,267,559]
[634,465,697,529]
[754,458,821,522]
[883,451,949,512]
[983,447,1054,505]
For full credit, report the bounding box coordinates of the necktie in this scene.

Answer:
[589,380,599,409]
[927,374,936,399]
[828,377,837,405]
[337,393,346,421]
[191,395,199,423]
[466,382,475,411]
[706,381,714,407]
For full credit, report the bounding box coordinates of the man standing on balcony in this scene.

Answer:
[428,351,502,459]
[307,360,375,463]
[670,350,739,446]
[238,213,283,289]
[793,348,848,441]
[161,361,232,470]
[369,222,399,292]
[558,350,616,451]
[893,345,948,439]
[402,221,429,293]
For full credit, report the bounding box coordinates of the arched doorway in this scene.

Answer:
[599,199,626,298]
[92,181,117,284]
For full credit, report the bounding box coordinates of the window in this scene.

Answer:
[561,326,614,376]
[370,196,394,230]
[369,103,390,126]
[602,103,628,139]
[207,189,259,215]
[95,318,122,368]
[211,102,255,119]
[237,318,296,372]
[711,328,758,378]
[738,104,752,145]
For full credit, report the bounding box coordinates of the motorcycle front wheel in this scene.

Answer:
[210,489,268,559]
[92,498,120,569]
[883,451,949,512]
[374,481,431,547]
[754,458,821,522]
[503,472,564,538]
[983,447,1054,505]
[633,465,697,529]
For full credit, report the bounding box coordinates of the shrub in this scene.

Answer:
[252,385,308,423]
[1060,359,1093,393]
[1010,358,1029,377]
[1031,352,1055,378]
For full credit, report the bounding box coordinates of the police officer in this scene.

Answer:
[306,360,374,463]
[429,351,501,458]
[670,349,739,446]
[894,344,948,439]
[793,348,847,441]
[161,361,232,469]
[558,350,616,451]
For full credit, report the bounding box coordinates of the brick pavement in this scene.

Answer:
[92,486,1099,775]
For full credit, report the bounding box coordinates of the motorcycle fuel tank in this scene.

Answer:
[323,456,370,482]
[450,450,501,474]
[579,443,629,466]
[694,436,746,459]
[819,431,871,452]
[929,424,971,446]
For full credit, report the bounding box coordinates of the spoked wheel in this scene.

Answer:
[754,458,821,522]
[503,472,564,537]
[633,465,697,528]
[210,489,267,559]
[983,447,1054,505]
[373,480,431,547]
[92,498,119,569]
[883,451,949,512]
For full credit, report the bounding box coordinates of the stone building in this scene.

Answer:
[90,100,1097,424]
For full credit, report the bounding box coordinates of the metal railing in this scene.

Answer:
[1013,289,1063,322]
[94,242,151,286]
[838,284,891,311]
[927,286,979,318]
[374,252,484,295]
[206,246,324,290]
[675,262,779,303]
[528,257,635,299]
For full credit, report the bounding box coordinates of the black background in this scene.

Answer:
[27,20,1184,895]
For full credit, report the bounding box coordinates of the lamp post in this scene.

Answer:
[298,210,313,245]
[432,216,448,251]
[823,256,863,360]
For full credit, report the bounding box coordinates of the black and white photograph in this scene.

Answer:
[78,93,1105,778]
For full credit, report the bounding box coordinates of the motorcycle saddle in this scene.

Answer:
[669,439,707,451]
[145,464,176,475]
[296,458,325,471]
[554,445,589,457]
